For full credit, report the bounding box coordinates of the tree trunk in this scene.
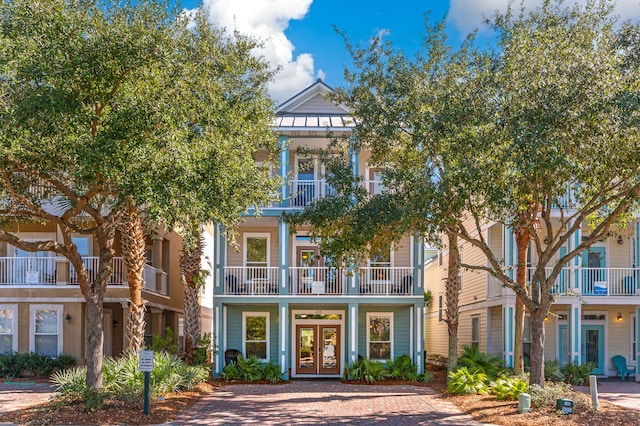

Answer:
[180,230,204,365]
[120,202,147,352]
[529,305,547,386]
[126,301,147,352]
[85,221,116,388]
[514,226,530,375]
[445,231,461,377]
[183,284,201,364]
[85,294,104,389]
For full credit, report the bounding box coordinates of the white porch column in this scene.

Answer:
[503,302,515,368]
[567,301,582,364]
[279,302,289,379]
[278,220,289,295]
[348,303,359,365]
[279,136,290,207]
[636,306,640,382]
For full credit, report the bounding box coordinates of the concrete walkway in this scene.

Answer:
[0,381,54,413]
[168,381,487,425]
[575,378,640,411]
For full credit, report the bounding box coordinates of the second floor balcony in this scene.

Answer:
[0,256,168,295]
[222,266,415,297]
[488,266,640,298]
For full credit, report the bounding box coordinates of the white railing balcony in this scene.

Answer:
[142,265,167,295]
[0,256,125,285]
[289,267,345,295]
[288,179,332,207]
[358,267,414,295]
[223,266,280,295]
[0,256,57,285]
[488,275,506,298]
[581,268,638,296]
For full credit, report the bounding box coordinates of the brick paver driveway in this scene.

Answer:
[170,380,487,425]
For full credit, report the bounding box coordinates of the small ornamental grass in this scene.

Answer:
[529,381,591,413]
[447,367,489,395]
[343,355,431,384]
[221,355,284,383]
[51,351,209,409]
[490,375,529,401]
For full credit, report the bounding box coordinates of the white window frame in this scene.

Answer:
[242,312,270,361]
[243,233,270,268]
[29,304,63,357]
[366,312,394,361]
[0,304,18,353]
[471,315,480,349]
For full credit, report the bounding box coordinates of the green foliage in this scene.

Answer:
[52,351,208,407]
[457,345,505,380]
[193,333,213,366]
[151,328,179,355]
[560,362,596,385]
[490,375,529,401]
[343,355,428,384]
[529,382,591,412]
[447,367,489,395]
[387,354,418,380]
[220,354,283,384]
[544,360,565,383]
[345,357,389,383]
[0,352,76,379]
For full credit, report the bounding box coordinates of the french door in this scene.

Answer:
[296,324,340,375]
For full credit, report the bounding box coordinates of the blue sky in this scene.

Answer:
[181,0,640,104]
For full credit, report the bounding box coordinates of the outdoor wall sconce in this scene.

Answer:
[617,312,623,321]
[65,313,71,323]
[543,237,549,245]
[617,235,624,245]
[113,320,119,328]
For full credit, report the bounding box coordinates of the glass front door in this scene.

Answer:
[582,247,606,294]
[295,324,340,375]
[581,325,604,375]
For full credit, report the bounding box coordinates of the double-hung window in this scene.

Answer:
[471,316,480,349]
[243,312,269,361]
[30,305,62,357]
[367,312,393,360]
[0,305,17,353]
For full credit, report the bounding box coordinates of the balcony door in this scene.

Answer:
[296,324,340,375]
[582,247,606,294]
[294,157,320,206]
[11,242,55,284]
[296,246,321,294]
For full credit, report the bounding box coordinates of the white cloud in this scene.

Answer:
[201,0,318,104]
[449,0,640,35]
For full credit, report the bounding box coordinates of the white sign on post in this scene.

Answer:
[139,350,154,372]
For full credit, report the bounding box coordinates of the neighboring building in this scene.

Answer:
[211,80,426,378]
[424,215,640,381]
[0,224,213,361]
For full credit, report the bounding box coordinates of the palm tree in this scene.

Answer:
[119,200,147,352]
[179,230,204,365]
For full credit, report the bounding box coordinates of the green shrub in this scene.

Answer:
[387,354,417,380]
[490,375,529,401]
[414,372,432,383]
[345,357,388,383]
[0,352,76,379]
[544,360,565,382]
[458,345,504,380]
[151,328,179,355]
[529,382,591,412]
[193,333,212,366]
[220,355,282,383]
[561,361,595,385]
[52,351,208,407]
[262,361,283,384]
[447,367,489,395]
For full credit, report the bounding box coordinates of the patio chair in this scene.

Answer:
[224,349,241,366]
[612,355,634,380]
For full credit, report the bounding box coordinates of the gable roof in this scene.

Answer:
[275,79,354,131]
